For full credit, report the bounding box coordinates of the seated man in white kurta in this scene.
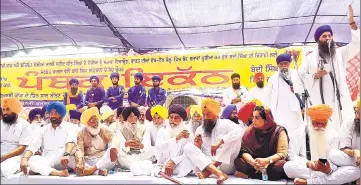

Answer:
[284,104,358,184]
[186,105,203,135]
[19,102,77,177]
[1,98,33,177]
[147,105,167,147]
[328,98,360,184]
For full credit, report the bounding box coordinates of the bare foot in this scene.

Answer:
[294,178,307,185]
[356,178,360,185]
[216,172,228,184]
[98,169,108,176]
[60,169,69,177]
[234,171,248,179]
[82,166,97,176]
[196,170,211,179]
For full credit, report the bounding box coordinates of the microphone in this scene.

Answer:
[282,70,293,86]
[327,39,332,48]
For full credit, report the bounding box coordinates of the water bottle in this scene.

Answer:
[262,169,268,181]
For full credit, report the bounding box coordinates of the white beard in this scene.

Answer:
[125,121,138,134]
[166,122,186,139]
[86,125,101,136]
[190,121,202,134]
[308,124,329,160]
[32,121,44,128]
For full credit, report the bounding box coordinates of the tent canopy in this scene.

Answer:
[1,0,360,54]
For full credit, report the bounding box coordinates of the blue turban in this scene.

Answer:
[69,110,82,120]
[28,108,42,122]
[314,25,333,42]
[89,75,99,83]
[152,75,161,82]
[41,105,47,118]
[46,101,66,118]
[221,104,237,119]
[69,78,79,86]
[276,53,292,64]
[134,73,143,81]
[110,72,120,80]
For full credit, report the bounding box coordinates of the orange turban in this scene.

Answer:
[1,97,23,114]
[253,72,264,83]
[202,98,221,116]
[307,104,333,123]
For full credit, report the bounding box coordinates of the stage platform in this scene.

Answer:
[1,172,292,184]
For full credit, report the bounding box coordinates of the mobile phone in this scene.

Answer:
[319,158,327,164]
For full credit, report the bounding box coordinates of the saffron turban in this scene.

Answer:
[101,109,114,121]
[202,98,221,116]
[122,107,140,121]
[276,53,292,64]
[46,101,66,118]
[238,102,257,123]
[89,75,99,83]
[69,110,82,121]
[151,105,168,119]
[253,72,264,83]
[221,104,237,119]
[307,104,333,123]
[190,105,202,118]
[81,107,99,124]
[110,72,120,80]
[66,104,77,113]
[28,108,42,122]
[145,107,152,121]
[1,98,23,114]
[314,25,333,42]
[134,73,143,81]
[152,75,161,81]
[169,104,187,121]
[69,78,79,86]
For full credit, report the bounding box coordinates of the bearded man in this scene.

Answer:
[186,105,203,135]
[221,104,238,124]
[284,104,358,184]
[147,75,167,107]
[106,72,125,110]
[1,98,33,177]
[28,108,46,128]
[85,76,106,111]
[222,73,249,108]
[249,72,266,104]
[128,73,146,107]
[237,102,257,130]
[63,78,85,110]
[19,102,77,177]
[69,110,82,129]
[147,105,167,147]
[298,5,359,129]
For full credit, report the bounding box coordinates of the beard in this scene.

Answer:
[125,121,138,133]
[256,81,264,88]
[167,121,185,139]
[232,83,240,90]
[139,118,145,124]
[229,117,239,124]
[32,120,45,127]
[70,87,78,95]
[353,118,360,136]
[50,117,62,125]
[2,113,17,124]
[112,81,118,86]
[308,124,329,160]
[135,81,140,85]
[318,40,336,59]
[153,84,160,88]
[191,121,202,134]
[203,119,217,136]
[86,125,101,136]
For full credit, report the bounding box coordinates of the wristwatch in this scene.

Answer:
[63,152,70,156]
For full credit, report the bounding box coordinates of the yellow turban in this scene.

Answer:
[202,98,221,116]
[151,105,168,119]
[66,104,77,113]
[250,99,262,106]
[1,97,23,114]
[101,109,114,121]
[190,105,202,117]
[307,104,333,123]
[81,107,100,124]
[355,97,360,108]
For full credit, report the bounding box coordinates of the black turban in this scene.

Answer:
[122,107,140,121]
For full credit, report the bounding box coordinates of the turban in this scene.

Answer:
[152,75,161,81]
[355,98,360,108]
[41,105,47,118]
[101,109,114,121]
[69,78,79,86]
[1,98,23,114]
[110,72,120,80]
[307,104,333,123]
[221,104,237,119]
[253,72,264,83]
[169,104,187,121]
[231,73,240,80]
[69,110,82,121]
[314,25,333,42]
[238,102,257,123]
[89,75,99,83]
[46,101,66,118]
[66,104,77,113]
[276,53,292,64]
[134,73,143,81]
[139,106,147,114]
[190,105,202,118]
[145,108,152,121]
[122,107,140,121]
[28,108,42,122]
[116,106,125,117]
[151,105,168,119]
[81,107,99,124]
[202,98,221,116]
[100,106,112,115]
[250,99,262,106]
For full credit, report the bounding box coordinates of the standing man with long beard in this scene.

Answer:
[298,5,360,130]
[85,76,106,111]
[128,73,146,107]
[106,72,125,110]
[222,73,249,108]
[249,72,266,104]
[147,75,167,107]
[64,78,85,111]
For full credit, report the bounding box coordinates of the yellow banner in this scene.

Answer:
[0,47,303,105]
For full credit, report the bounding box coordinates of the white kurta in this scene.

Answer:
[1,118,33,155]
[194,119,244,174]
[249,86,266,104]
[299,29,360,130]
[338,118,360,150]
[265,69,304,135]
[222,86,250,109]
